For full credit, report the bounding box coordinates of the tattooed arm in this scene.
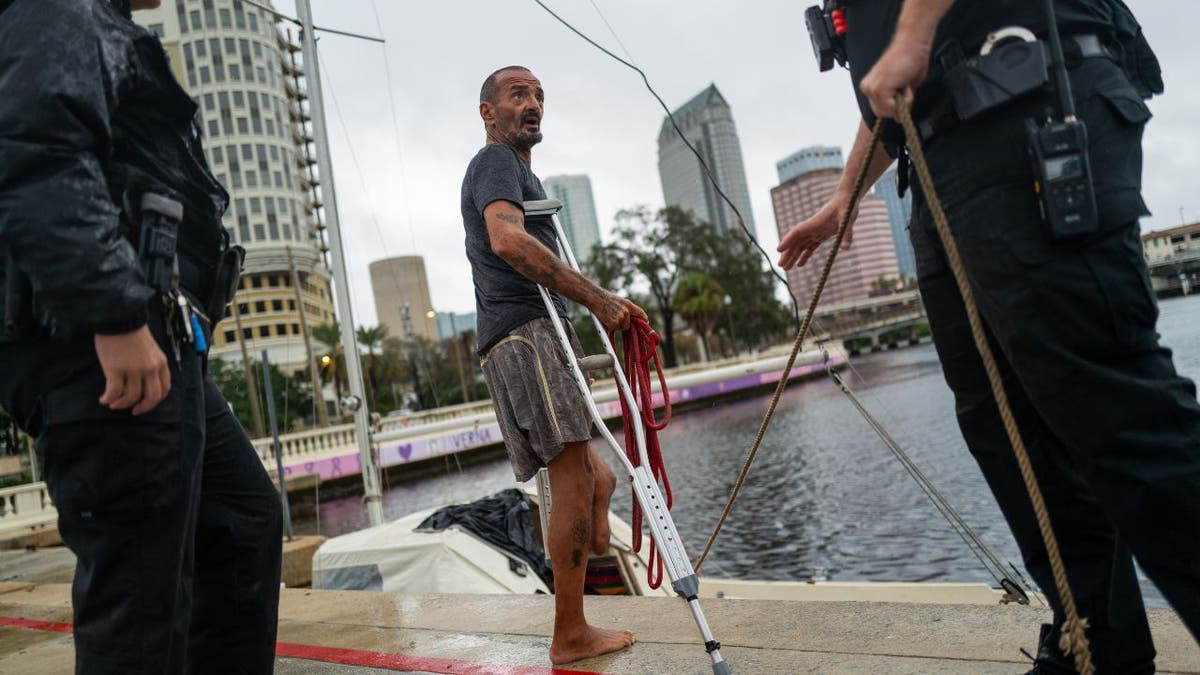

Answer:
[484,199,646,331]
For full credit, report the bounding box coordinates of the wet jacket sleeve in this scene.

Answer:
[0,3,153,337]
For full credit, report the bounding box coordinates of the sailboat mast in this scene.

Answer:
[295,0,385,526]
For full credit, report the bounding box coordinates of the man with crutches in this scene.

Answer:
[461,65,645,665]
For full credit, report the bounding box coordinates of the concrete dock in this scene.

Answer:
[1,582,1196,674]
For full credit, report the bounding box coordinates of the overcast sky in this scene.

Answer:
[275,1,1200,328]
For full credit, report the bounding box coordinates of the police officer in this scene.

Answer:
[0,0,282,673]
[780,1,1199,672]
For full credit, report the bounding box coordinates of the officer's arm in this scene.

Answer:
[484,200,644,331]
[861,0,957,118]
[0,4,154,338]
[894,0,957,48]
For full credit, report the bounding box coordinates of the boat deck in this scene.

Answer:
[1,582,1197,674]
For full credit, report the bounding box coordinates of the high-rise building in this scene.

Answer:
[369,256,438,343]
[135,1,336,372]
[542,175,602,261]
[435,311,478,341]
[771,146,900,307]
[874,167,916,280]
[657,84,755,236]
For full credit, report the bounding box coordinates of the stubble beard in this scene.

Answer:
[513,129,543,150]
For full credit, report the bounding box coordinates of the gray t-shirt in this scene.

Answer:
[461,144,567,355]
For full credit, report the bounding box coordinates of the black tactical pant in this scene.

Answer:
[0,315,281,673]
[910,60,1200,672]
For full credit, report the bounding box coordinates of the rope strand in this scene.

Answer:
[894,96,1092,673]
[695,118,885,572]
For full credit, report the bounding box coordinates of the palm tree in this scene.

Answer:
[311,321,345,404]
[356,324,389,410]
[673,272,724,363]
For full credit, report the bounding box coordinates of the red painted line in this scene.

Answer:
[0,615,73,633]
[0,614,604,675]
[276,641,600,675]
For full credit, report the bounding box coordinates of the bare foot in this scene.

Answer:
[591,468,616,555]
[550,625,637,665]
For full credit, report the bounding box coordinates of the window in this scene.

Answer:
[248,12,258,32]
[249,197,261,214]
[176,0,188,33]
[264,118,274,137]
[233,91,244,107]
[238,217,250,242]
[254,223,266,240]
[147,23,165,37]
[254,301,266,313]
[199,66,210,85]
[256,67,266,84]
[291,324,300,335]
[269,145,279,161]
[219,8,231,28]
[189,10,200,30]
[224,330,235,344]
[242,328,252,340]
[212,146,224,164]
[251,276,262,289]
[272,299,283,311]
[256,144,268,171]
[288,300,296,311]
[231,172,242,188]
[207,119,219,137]
[252,42,262,58]
[212,53,224,82]
[267,214,278,240]
[195,40,207,59]
[274,323,287,337]
[273,171,282,188]
[258,326,270,338]
[237,118,248,134]
[203,92,215,110]
[240,39,252,68]
[267,274,279,287]
[245,171,257,188]
[233,1,245,29]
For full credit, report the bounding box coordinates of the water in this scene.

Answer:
[297,294,1200,606]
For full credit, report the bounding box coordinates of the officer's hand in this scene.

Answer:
[860,36,932,120]
[777,192,857,270]
[95,326,172,415]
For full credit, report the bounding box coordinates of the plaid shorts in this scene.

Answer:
[481,317,593,482]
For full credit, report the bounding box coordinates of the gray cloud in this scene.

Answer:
[281,1,1200,327]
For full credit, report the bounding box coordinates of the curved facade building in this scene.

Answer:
[136,0,336,371]
[770,147,900,308]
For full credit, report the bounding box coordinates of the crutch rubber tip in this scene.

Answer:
[712,660,732,675]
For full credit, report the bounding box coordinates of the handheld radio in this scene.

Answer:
[1026,0,1098,238]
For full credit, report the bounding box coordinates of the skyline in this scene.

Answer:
[273,1,1200,329]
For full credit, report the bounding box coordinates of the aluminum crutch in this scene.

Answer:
[524,199,730,675]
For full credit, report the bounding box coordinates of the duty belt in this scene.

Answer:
[916,33,1115,145]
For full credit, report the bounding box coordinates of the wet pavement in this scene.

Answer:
[0,582,1196,674]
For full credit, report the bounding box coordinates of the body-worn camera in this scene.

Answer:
[805,2,846,72]
[1026,118,1098,239]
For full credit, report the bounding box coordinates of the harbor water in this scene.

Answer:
[296,294,1200,607]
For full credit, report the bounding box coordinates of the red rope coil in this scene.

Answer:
[610,316,673,588]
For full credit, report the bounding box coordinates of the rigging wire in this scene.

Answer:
[368,0,421,255]
[317,45,425,409]
[829,364,1034,603]
[534,0,1033,594]
[529,0,802,330]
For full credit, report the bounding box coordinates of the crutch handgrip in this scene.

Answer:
[578,354,614,372]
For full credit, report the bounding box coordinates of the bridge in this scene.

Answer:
[809,290,931,355]
[1147,248,1200,297]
